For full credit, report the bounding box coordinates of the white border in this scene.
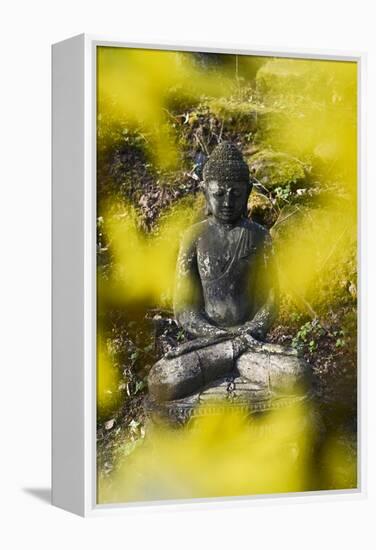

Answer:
[52,34,87,516]
[53,34,366,516]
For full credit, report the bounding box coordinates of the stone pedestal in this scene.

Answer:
[144,374,311,426]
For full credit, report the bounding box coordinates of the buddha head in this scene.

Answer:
[202,141,252,224]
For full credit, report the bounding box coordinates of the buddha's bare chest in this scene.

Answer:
[196,228,256,282]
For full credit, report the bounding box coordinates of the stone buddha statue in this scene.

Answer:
[147,142,310,414]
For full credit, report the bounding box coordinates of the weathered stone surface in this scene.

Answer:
[145,374,311,427]
[148,345,310,423]
[148,339,234,401]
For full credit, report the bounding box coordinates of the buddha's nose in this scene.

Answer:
[224,193,233,207]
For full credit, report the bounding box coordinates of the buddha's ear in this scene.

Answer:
[249,177,256,193]
[244,181,253,218]
[245,180,253,201]
[200,180,212,216]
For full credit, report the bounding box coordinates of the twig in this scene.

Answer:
[162,107,182,122]
[218,119,224,143]
[319,224,349,271]
[288,289,329,332]
[195,131,209,155]
[272,207,300,228]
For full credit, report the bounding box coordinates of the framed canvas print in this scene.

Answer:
[52,34,365,516]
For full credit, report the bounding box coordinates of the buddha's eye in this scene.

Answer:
[213,189,225,197]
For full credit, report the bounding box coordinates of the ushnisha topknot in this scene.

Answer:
[203,141,250,185]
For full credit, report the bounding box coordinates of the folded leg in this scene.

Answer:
[236,350,311,395]
[148,340,234,401]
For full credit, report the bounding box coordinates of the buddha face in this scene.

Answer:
[204,179,250,224]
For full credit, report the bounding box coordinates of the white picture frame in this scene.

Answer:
[52,34,366,517]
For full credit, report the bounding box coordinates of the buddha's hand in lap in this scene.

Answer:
[233,329,299,358]
[232,332,262,358]
[164,328,229,359]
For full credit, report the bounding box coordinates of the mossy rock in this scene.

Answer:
[248,191,277,228]
[248,149,306,189]
[255,59,317,98]
[208,98,260,133]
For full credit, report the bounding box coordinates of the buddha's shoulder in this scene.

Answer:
[241,219,271,244]
[180,219,211,245]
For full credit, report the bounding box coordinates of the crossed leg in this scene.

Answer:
[148,340,310,402]
[148,340,234,401]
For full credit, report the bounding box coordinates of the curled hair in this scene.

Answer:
[203,141,250,185]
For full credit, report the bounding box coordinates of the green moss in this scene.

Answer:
[248,191,277,228]
[249,149,306,189]
[255,59,317,99]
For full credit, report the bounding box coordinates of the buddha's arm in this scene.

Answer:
[173,230,228,339]
[241,232,279,340]
[242,290,278,339]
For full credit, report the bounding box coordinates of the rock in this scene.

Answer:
[255,59,314,97]
[248,191,277,228]
[249,149,306,189]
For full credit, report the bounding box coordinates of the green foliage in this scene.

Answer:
[292,320,326,354]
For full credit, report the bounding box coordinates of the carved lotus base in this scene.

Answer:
[144,374,312,426]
